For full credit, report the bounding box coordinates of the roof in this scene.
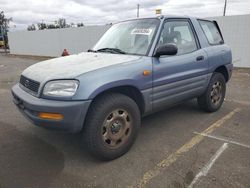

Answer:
[113,15,212,25]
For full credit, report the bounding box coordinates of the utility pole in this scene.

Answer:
[137,4,140,18]
[223,0,228,16]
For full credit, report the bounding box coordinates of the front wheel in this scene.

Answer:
[198,72,226,112]
[82,93,141,161]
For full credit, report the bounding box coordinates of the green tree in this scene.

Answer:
[34,18,81,30]
[58,18,66,28]
[77,23,84,27]
[0,11,12,30]
[27,24,36,31]
[47,24,57,29]
[0,11,12,49]
[37,23,47,30]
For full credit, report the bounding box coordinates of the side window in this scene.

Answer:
[158,20,198,55]
[198,20,223,45]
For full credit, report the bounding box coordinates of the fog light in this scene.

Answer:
[38,112,64,120]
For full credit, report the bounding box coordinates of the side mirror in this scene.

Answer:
[154,43,178,57]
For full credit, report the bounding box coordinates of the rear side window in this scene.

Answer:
[198,20,223,45]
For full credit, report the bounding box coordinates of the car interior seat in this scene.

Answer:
[163,31,182,46]
[134,34,149,54]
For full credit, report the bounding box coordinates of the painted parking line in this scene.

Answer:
[188,143,228,188]
[129,108,241,188]
[193,132,250,149]
[225,99,250,106]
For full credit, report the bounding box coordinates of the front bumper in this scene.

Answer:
[11,84,91,133]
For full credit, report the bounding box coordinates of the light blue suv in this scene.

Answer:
[12,15,232,160]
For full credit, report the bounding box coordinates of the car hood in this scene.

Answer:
[22,52,141,83]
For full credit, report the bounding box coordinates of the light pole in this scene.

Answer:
[223,0,228,16]
[137,4,140,18]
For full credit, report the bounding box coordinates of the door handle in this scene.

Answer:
[196,56,204,61]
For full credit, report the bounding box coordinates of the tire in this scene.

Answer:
[197,72,226,112]
[82,93,141,161]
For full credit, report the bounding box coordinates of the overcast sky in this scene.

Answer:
[1,0,250,30]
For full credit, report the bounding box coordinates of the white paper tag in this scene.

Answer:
[131,28,152,35]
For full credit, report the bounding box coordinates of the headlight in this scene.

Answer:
[43,80,79,97]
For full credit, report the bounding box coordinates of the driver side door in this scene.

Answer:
[152,19,209,110]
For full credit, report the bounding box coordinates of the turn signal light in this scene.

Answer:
[38,112,64,120]
[143,70,151,76]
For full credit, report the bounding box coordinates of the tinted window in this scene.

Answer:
[158,20,198,55]
[199,20,223,45]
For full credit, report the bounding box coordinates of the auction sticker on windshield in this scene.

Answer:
[131,28,153,35]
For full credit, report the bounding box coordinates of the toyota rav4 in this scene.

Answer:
[12,16,233,160]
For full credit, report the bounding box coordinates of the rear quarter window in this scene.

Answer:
[198,20,223,45]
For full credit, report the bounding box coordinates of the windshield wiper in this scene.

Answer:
[96,48,126,54]
[87,49,97,52]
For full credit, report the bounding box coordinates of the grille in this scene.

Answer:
[20,75,40,94]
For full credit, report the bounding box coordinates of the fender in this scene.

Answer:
[88,79,142,99]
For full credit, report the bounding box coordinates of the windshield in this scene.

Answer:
[93,18,160,56]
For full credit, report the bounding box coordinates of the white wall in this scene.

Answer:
[8,25,110,57]
[211,14,250,68]
[8,15,250,67]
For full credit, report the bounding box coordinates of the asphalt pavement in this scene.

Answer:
[0,54,249,188]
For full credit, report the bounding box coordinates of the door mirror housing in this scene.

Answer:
[154,43,178,57]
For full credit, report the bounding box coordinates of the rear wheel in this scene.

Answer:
[198,72,226,112]
[82,93,141,161]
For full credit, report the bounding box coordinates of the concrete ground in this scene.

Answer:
[0,54,249,188]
